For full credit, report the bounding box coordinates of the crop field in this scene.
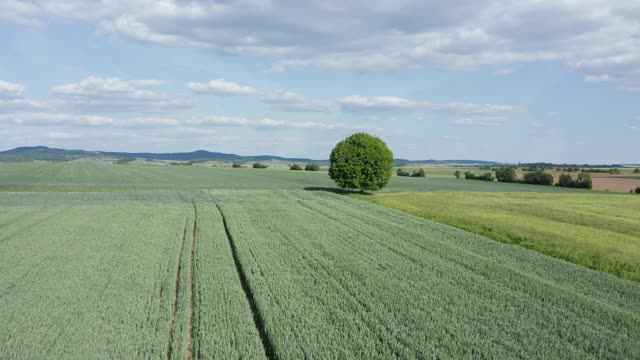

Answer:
[214,190,639,358]
[361,192,640,281]
[1,163,639,358]
[0,162,600,194]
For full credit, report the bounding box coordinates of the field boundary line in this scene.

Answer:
[167,218,188,360]
[214,201,278,360]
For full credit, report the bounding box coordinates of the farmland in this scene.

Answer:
[399,166,640,193]
[0,162,600,193]
[360,192,640,281]
[1,163,639,358]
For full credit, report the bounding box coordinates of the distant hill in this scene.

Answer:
[0,146,502,165]
[100,150,316,163]
[0,146,101,162]
[0,146,321,163]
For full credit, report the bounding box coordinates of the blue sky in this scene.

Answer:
[0,1,638,163]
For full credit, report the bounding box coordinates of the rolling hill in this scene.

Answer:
[0,146,502,165]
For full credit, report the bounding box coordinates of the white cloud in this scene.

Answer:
[340,95,522,115]
[0,80,26,98]
[0,98,46,112]
[495,68,514,76]
[48,132,81,139]
[259,90,334,113]
[51,76,192,112]
[11,0,640,89]
[0,80,47,111]
[436,102,522,114]
[188,79,257,96]
[188,79,334,112]
[116,117,180,128]
[0,113,114,126]
[451,117,507,127]
[188,116,378,131]
[0,0,41,27]
[584,74,611,83]
[176,127,218,136]
[98,14,208,47]
[340,96,415,112]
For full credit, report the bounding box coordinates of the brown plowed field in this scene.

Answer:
[592,177,640,192]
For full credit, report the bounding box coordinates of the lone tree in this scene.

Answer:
[454,170,461,179]
[329,133,394,192]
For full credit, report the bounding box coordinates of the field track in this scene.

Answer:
[186,202,197,360]
[216,201,277,360]
[166,218,189,360]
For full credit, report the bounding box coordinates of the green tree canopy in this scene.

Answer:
[329,133,394,192]
[576,172,593,189]
[522,170,554,185]
[495,166,517,183]
[305,163,320,171]
[557,173,575,187]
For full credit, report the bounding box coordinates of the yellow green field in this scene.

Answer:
[360,192,640,281]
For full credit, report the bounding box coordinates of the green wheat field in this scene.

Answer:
[1,163,638,359]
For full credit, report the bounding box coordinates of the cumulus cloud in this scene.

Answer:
[0,99,47,112]
[0,111,375,133]
[436,103,522,114]
[9,0,639,89]
[0,112,114,126]
[188,79,257,96]
[48,131,81,139]
[258,90,334,113]
[0,80,47,111]
[189,79,334,112]
[495,68,514,76]
[188,116,377,131]
[451,117,507,127]
[0,0,41,27]
[584,74,611,83]
[0,80,26,98]
[340,96,415,112]
[116,117,181,128]
[340,95,522,115]
[51,76,192,112]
